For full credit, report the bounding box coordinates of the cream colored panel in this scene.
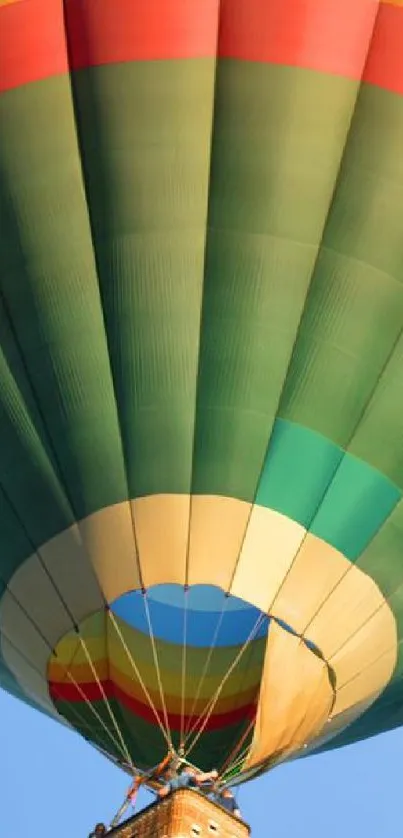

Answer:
[7,556,73,649]
[0,593,52,676]
[79,502,140,602]
[245,621,333,771]
[231,507,305,612]
[271,535,348,632]
[329,604,397,688]
[332,648,396,717]
[133,495,190,587]
[40,524,104,621]
[306,564,387,659]
[187,496,251,589]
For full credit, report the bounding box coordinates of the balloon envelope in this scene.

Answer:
[1,0,403,782]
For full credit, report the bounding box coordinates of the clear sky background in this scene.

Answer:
[1,687,400,837]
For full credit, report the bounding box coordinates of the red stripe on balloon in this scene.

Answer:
[219,0,379,78]
[49,678,256,732]
[0,0,68,93]
[364,3,403,95]
[1,1,403,96]
[219,0,403,95]
[0,0,219,93]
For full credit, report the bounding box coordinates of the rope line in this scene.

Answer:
[180,585,189,751]
[184,598,229,739]
[78,633,134,768]
[107,607,171,747]
[219,715,257,779]
[140,591,172,748]
[185,614,265,756]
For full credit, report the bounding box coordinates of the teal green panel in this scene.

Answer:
[190,62,361,500]
[0,77,128,519]
[310,455,400,560]
[255,420,400,560]
[256,420,342,524]
[68,61,216,496]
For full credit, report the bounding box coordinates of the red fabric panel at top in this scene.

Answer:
[364,2,403,95]
[219,0,403,96]
[0,0,220,93]
[219,0,380,78]
[1,0,403,95]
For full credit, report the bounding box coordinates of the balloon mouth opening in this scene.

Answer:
[47,584,335,778]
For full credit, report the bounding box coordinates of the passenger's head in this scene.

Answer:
[94,825,106,836]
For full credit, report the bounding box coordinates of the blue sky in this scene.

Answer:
[1,688,400,837]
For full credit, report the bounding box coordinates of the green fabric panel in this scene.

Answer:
[356,501,403,598]
[2,58,403,768]
[351,337,403,488]
[0,352,72,581]
[0,77,128,519]
[256,420,343,523]
[192,63,361,499]
[280,87,403,465]
[67,61,216,496]
[256,420,400,560]
[313,653,403,756]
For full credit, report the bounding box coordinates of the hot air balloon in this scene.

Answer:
[1,0,403,813]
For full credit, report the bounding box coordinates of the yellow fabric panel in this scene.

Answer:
[50,653,260,717]
[231,507,305,612]
[187,496,251,589]
[329,604,397,688]
[306,564,387,659]
[50,609,266,699]
[271,535,348,632]
[49,647,264,704]
[245,621,333,771]
[79,503,140,602]
[51,634,104,668]
[133,495,189,587]
[332,648,397,716]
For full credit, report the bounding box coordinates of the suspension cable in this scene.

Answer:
[65,668,132,764]
[107,607,171,747]
[185,614,265,756]
[140,590,172,748]
[221,745,252,783]
[179,585,189,752]
[77,633,134,768]
[219,714,257,779]
[184,599,229,739]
